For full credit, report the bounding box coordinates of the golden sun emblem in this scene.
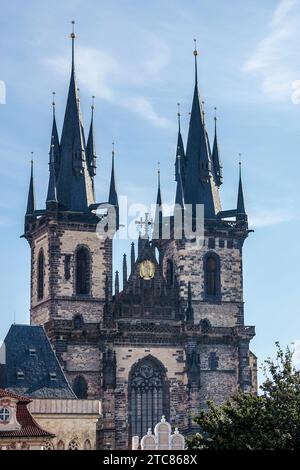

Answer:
[139,260,155,280]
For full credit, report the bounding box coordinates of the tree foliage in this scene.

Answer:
[187,343,300,450]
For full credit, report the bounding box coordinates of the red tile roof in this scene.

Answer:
[0,388,55,439]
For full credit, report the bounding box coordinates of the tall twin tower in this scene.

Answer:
[23,28,256,450]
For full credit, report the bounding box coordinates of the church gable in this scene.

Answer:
[113,239,181,321]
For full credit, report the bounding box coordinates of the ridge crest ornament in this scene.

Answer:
[139,260,155,280]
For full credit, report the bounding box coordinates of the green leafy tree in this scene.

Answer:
[187,343,300,450]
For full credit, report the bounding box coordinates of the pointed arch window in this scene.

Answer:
[166,259,174,287]
[76,247,90,295]
[37,250,45,300]
[73,375,88,399]
[204,253,220,298]
[129,356,169,439]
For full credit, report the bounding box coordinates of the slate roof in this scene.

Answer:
[0,324,75,399]
[0,388,54,438]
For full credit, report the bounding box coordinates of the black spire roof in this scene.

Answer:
[175,105,186,186]
[211,110,222,187]
[237,161,247,220]
[50,93,60,179]
[86,97,97,178]
[25,160,35,216]
[56,23,94,212]
[46,136,58,209]
[184,42,221,219]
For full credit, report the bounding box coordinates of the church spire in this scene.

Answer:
[57,21,94,212]
[46,136,58,210]
[86,96,97,177]
[131,242,135,274]
[26,157,35,216]
[50,92,60,178]
[211,107,222,187]
[175,103,186,186]
[184,40,221,220]
[123,254,127,289]
[114,270,119,296]
[153,163,163,239]
[108,143,119,230]
[236,158,247,222]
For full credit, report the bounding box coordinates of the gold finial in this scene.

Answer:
[52,91,56,108]
[91,95,95,110]
[70,20,76,39]
[30,151,34,166]
[177,102,180,117]
[214,106,217,121]
[193,38,198,56]
[157,161,160,175]
[112,142,115,156]
[239,153,242,166]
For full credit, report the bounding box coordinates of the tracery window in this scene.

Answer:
[129,356,169,438]
[37,249,45,300]
[76,247,90,295]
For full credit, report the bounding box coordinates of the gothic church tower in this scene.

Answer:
[23,26,118,399]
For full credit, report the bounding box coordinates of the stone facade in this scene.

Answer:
[29,398,101,450]
[22,30,257,450]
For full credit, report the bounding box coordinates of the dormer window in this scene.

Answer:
[0,407,10,423]
[29,348,37,357]
[49,372,57,381]
[17,371,24,380]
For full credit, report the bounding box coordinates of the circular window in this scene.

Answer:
[0,407,10,422]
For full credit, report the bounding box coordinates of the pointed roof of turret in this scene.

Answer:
[237,159,246,217]
[175,103,186,185]
[184,40,221,219]
[86,96,97,177]
[56,22,94,212]
[46,136,58,208]
[50,92,60,178]
[211,108,222,187]
[108,143,118,207]
[153,164,163,239]
[26,158,35,216]
[175,155,185,210]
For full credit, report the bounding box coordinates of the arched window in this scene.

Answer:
[166,259,174,287]
[57,440,65,450]
[43,441,54,450]
[84,439,92,450]
[204,253,220,298]
[73,375,88,399]
[73,314,83,330]
[129,356,169,439]
[37,250,45,300]
[68,439,79,450]
[76,247,90,295]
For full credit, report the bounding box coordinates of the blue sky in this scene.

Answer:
[0,0,300,380]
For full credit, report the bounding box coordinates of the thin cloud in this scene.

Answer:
[243,0,299,101]
[249,208,297,227]
[43,40,172,129]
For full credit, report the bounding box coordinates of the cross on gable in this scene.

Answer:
[135,212,153,239]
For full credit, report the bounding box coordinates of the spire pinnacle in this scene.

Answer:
[26,155,35,216]
[211,106,222,187]
[46,136,58,208]
[86,95,97,177]
[70,20,76,69]
[108,142,119,230]
[193,38,198,84]
[236,154,247,221]
[177,102,181,132]
[52,91,56,117]
[154,164,163,239]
